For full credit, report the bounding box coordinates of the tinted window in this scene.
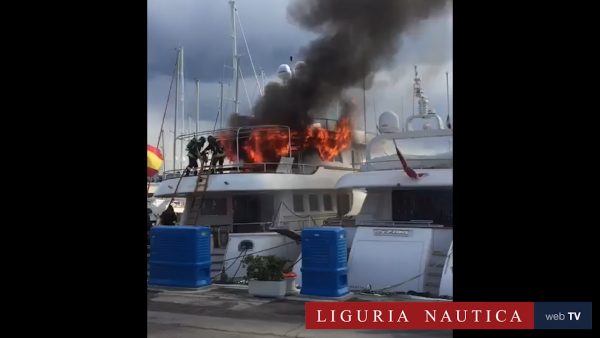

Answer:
[337,193,350,216]
[391,189,452,226]
[293,194,304,212]
[200,198,227,215]
[323,195,333,211]
[308,194,319,211]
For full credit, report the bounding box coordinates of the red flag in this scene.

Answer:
[394,142,425,180]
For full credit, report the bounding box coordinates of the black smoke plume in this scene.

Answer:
[230,0,449,130]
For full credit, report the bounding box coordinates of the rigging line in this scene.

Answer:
[212,248,248,279]
[156,56,178,149]
[236,9,263,96]
[221,241,295,262]
[212,107,220,133]
[239,64,253,109]
[231,249,250,280]
[279,201,318,226]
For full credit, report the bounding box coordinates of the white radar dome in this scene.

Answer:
[277,64,292,82]
[378,111,401,133]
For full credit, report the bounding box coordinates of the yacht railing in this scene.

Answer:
[355,220,447,228]
[163,124,359,177]
[201,218,448,233]
[358,157,453,171]
[225,218,322,230]
[158,162,354,180]
[269,215,321,230]
[176,125,292,162]
[323,218,450,228]
[201,218,326,232]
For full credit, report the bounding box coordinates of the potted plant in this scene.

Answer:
[242,255,289,298]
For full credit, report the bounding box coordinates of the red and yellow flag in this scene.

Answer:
[147,145,163,177]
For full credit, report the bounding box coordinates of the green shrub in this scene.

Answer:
[242,255,289,281]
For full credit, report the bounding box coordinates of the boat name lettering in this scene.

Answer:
[373,229,410,237]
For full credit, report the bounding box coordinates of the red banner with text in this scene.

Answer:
[305,302,535,330]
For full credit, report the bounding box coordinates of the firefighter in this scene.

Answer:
[197,136,208,170]
[206,135,226,174]
[184,137,199,176]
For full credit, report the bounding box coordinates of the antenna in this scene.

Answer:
[405,65,445,131]
[400,96,404,131]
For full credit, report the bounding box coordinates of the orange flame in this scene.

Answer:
[218,133,236,161]
[243,129,293,163]
[241,117,353,163]
[216,117,353,164]
[305,117,352,161]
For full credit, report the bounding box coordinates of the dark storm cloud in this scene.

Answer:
[147,0,316,83]
[148,0,453,165]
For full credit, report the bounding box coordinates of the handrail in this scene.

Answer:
[176,124,291,141]
[359,157,453,171]
[158,162,356,179]
[270,200,321,230]
[354,220,448,228]
[211,219,324,230]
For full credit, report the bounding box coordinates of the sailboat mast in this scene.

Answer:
[230,0,239,117]
[179,47,185,169]
[219,81,224,128]
[173,48,180,171]
[196,79,200,134]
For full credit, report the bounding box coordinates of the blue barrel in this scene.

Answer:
[300,227,349,297]
[149,226,211,288]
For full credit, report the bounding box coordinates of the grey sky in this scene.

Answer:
[148,0,452,170]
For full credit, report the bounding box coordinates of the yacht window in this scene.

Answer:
[308,194,319,211]
[392,189,452,226]
[369,135,452,162]
[238,240,254,251]
[200,198,227,215]
[323,194,333,211]
[293,194,304,212]
[337,193,351,216]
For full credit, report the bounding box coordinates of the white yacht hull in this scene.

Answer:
[438,241,453,298]
[221,233,300,281]
[347,226,452,296]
